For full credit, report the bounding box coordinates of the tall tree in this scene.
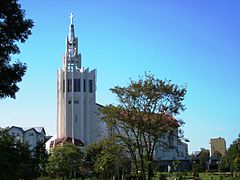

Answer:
[46,144,83,179]
[33,141,48,177]
[81,140,104,178]
[198,148,210,172]
[226,134,240,176]
[82,138,129,179]
[0,0,33,99]
[94,138,129,179]
[101,73,187,180]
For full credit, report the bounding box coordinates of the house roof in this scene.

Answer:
[9,126,24,132]
[9,126,45,134]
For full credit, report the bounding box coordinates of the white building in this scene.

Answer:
[8,126,46,150]
[154,130,188,161]
[54,13,106,147]
[153,121,189,171]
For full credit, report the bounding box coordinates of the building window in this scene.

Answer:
[68,100,71,104]
[83,79,86,92]
[74,100,79,104]
[75,115,77,123]
[89,80,93,93]
[29,133,34,136]
[16,133,20,136]
[74,79,80,92]
[12,132,15,136]
[67,79,72,92]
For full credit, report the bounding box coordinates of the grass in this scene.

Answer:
[37,172,240,180]
[154,172,240,180]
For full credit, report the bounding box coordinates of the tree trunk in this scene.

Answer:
[140,158,146,180]
[147,162,154,180]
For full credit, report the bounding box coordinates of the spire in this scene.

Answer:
[69,13,75,42]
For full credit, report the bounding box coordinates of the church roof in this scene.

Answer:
[96,103,104,107]
[50,137,84,147]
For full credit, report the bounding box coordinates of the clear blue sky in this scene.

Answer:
[0,0,239,153]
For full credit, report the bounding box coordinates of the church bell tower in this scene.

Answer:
[56,13,98,145]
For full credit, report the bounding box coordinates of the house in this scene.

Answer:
[8,126,46,150]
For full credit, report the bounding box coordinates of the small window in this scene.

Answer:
[89,80,93,93]
[16,133,20,136]
[29,133,34,136]
[83,79,86,92]
[75,115,77,123]
[67,79,72,92]
[74,100,79,104]
[68,100,71,104]
[12,132,15,136]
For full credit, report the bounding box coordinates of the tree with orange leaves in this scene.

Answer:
[101,73,187,180]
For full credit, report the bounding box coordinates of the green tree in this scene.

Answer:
[0,0,33,99]
[198,148,210,172]
[0,128,34,179]
[81,140,104,178]
[82,138,129,179]
[33,141,48,177]
[101,73,187,180]
[94,138,129,179]
[226,134,240,176]
[233,156,240,177]
[46,144,83,179]
[219,155,230,172]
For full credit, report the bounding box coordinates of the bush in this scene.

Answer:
[193,170,199,178]
[158,173,166,180]
[219,175,224,180]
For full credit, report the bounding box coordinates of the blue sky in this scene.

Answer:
[0,0,239,153]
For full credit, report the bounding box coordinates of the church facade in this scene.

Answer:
[56,14,105,146]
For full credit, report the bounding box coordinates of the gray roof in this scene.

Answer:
[14,126,45,134]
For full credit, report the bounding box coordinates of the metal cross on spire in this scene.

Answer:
[70,12,74,25]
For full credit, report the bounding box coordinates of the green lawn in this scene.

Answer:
[154,172,240,180]
[37,173,240,180]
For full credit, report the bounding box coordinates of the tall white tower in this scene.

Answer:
[56,13,100,146]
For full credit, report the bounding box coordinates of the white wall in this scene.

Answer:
[8,127,24,143]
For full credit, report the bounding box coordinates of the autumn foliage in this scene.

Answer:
[101,73,187,180]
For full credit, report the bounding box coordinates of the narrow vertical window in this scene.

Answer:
[67,79,72,92]
[77,79,80,92]
[74,79,80,92]
[75,115,77,123]
[89,80,93,93]
[74,79,77,92]
[83,79,86,92]
[67,79,69,92]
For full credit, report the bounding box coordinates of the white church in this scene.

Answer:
[47,14,106,149]
[46,14,189,170]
